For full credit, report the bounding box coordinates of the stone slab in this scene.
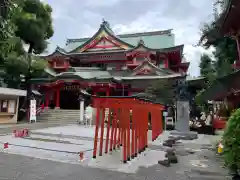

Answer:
[170,130,198,140]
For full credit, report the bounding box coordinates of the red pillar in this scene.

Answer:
[145,106,148,148]
[55,87,60,108]
[126,108,131,160]
[105,109,111,154]
[131,108,135,159]
[109,109,115,151]
[93,106,100,158]
[99,108,105,156]
[112,113,117,150]
[122,108,127,163]
[151,109,155,141]
[117,109,122,147]
[164,58,169,68]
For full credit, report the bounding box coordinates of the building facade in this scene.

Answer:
[31,21,189,109]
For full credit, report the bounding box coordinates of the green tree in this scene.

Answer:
[11,0,53,105]
[198,0,237,80]
[145,80,176,105]
[199,53,215,83]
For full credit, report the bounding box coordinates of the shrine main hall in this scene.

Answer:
[31,20,189,109]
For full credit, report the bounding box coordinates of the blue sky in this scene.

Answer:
[42,0,215,77]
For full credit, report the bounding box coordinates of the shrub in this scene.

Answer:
[222,108,240,173]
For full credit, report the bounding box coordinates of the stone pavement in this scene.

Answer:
[0,124,230,179]
[0,122,64,135]
[0,145,229,180]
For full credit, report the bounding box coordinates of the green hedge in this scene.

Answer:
[222,108,240,173]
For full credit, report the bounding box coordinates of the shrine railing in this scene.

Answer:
[92,96,164,163]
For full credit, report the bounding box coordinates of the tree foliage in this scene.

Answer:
[199,53,216,84]
[145,80,176,105]
[197,0,237,104]
[0,0,54,89]
[14,0,54,54]
[222,108,240,173]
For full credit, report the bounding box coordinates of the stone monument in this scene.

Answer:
[170,78,198,139]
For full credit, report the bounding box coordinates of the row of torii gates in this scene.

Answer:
[91,96,164,163]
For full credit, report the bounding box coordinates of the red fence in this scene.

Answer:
[92,96,164,163]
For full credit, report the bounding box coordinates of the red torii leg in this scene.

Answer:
[113,112,117,150]
[122,108,127,163]
[105,108,111,154]
[99,108,105,156]
[109,108,115,152]
[151,109,156,141]
[131,109,135,159]
[93,106,101,159]
[126,108,131,161]
[145,107,148,148]
[117,108,122,147]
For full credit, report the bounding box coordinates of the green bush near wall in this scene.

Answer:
[222,108,240,173]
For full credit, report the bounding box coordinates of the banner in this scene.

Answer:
[30,99,36,122]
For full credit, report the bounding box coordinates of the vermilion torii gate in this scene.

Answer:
[92,96,164,163]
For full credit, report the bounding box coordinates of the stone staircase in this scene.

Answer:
[37,109,81,124]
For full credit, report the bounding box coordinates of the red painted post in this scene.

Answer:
[133,106,138,157]
[113,112,117,150]
[117,108,122,147]
[109,109,115,151]
[131,108,135,159]
[126,108,131,161]
[99,108,105,156]
[93,106,101,158]
[145,106,148,148]
[117,109,121,147]
[122,109,127,163]
[151,109,155,141]
[105,108,111,154]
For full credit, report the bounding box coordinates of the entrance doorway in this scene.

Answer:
[60,90,79,109]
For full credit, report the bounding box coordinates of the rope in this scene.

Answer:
[0,141,93,154]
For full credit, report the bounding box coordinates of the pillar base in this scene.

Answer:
[55,107,60,109]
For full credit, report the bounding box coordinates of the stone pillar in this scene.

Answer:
[170,79,197,139]
[55,87,60,109]
[80,99,84,124]
[175,101,190,132]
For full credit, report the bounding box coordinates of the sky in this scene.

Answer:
[42,0,215,77]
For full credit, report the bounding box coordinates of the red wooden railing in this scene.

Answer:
[92,96,164,163]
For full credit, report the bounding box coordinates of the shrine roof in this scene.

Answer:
[199,70,240,101]
[62,21,174,53]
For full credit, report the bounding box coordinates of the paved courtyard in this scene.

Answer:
[0,123,230,179]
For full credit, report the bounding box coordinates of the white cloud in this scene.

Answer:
[44,0,215,77]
